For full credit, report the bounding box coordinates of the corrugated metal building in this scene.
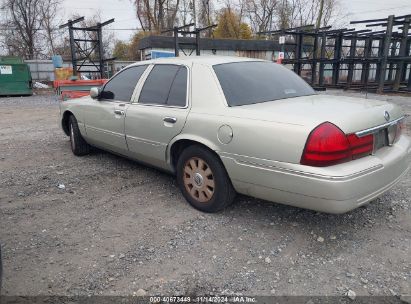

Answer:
[138,36,286,61]
[25,60,136,81]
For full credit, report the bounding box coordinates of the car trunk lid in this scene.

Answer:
[228,94,403,134]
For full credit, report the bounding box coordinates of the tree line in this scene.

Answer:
[0,0,343,60]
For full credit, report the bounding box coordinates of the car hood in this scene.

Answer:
[228,94,403,134]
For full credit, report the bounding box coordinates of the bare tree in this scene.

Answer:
[322,0,342,27]
[134,0,180,33]
[276,0,340,29]
[198,0,215,36]
[233,0,341,33]
[242,0,278,33]
[198,0,212,27]
[3,0,42,59]
[0,0,63,58]
[316,0,324,28]
[130,0,342,40]
[177,0,192,27]
[38,0,62,56]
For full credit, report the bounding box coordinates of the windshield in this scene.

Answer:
[213,61,315,106]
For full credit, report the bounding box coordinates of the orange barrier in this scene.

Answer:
[60,91,90,100]
[54,79,108,100]
[53,79,107,89]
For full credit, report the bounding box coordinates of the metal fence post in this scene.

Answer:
[319,33,326,86]
[174,27,179,57]
[68,21,77,76]
[97,23,105,79]
[394,16,410,90]
[347,35,357,88]
[332,32,342,86]
[377,15,394,93]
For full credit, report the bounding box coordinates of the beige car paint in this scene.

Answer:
[124,64,191,169]
[60,56,411,213]
[82,99,129,154]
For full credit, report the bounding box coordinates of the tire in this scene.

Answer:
[69,115,90,156]
[176,145,236,213]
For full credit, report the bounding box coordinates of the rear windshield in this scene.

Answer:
[213,61,315,106]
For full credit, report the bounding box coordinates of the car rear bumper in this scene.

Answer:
[220,135,411,213]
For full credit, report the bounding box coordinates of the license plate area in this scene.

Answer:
[373,128,389,152]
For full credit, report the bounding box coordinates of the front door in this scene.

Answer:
[83,65,148,154]
[125,64,189,168]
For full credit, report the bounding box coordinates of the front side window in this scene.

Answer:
[139,64,187,107]
[101,65,147,102]
[213,61,315,106]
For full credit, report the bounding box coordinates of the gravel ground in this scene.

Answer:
[0,90,410,299]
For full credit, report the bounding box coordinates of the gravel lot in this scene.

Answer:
[0,90,410,299]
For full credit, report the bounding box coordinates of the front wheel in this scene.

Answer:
[69,115,90,156]
[176,145,236,213]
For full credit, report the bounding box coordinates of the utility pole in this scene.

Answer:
[316,0,325,29]
[192,0,197,27]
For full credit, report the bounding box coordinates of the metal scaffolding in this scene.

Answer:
[259,14,411,93]
[162,24,217,57]
[60,17,115,79]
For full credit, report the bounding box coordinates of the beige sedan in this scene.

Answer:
[59,56,411,213]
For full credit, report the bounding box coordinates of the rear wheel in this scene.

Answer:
[69,115,90,156]
[176,145,236,213]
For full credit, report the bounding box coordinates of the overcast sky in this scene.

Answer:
[61,0,411,41]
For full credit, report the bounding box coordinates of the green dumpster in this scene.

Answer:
[0,57,33,96]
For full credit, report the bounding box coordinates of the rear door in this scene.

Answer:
[83,65,148,154]
[125,64,190,168]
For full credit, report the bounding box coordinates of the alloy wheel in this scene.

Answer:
[183,157,215,203]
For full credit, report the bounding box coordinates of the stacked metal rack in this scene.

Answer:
[162,23,217,57]
[259,14,411,93]
[60,17,115,79]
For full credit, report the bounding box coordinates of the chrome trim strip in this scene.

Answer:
[355,116,404,137]
[218,152,383,181]
[85,125,124,138]
[233,159,383,181]
[126,135,164,147]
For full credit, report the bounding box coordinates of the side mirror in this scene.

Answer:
[90,87,100,99]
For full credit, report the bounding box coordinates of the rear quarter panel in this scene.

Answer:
[183,112,308,164]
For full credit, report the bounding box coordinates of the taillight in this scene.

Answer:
[301,122,374,167]
[347,133,374,159]
[301,122,351,166]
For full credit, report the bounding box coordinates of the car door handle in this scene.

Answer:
[114,109,125,115]
[163,117,177,123]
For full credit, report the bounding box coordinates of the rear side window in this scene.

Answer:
[213,61,315,106]
[167,68,187,107]
[139,64,187,107]
[101,65,147,102]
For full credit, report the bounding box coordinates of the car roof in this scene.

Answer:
[130,55,265,67]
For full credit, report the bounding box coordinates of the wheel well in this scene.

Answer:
[170,140,219,172]
[61,111,73,136]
